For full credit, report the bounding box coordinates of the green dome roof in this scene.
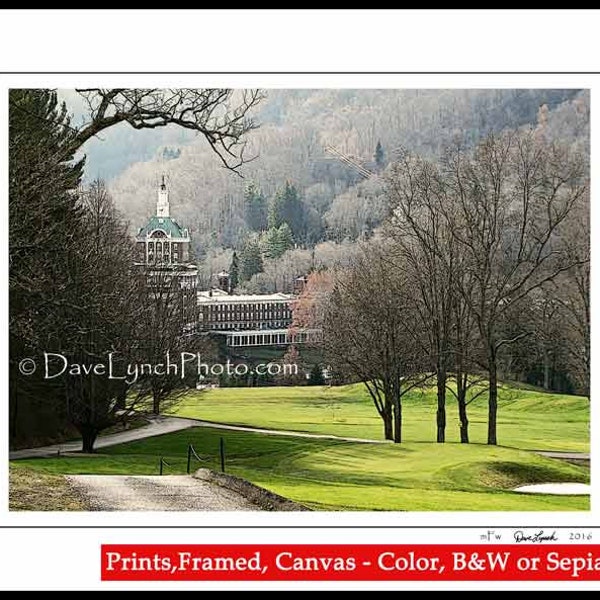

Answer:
[137,216,188,239]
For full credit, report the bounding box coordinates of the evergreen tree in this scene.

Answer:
[9,89,84,446]
[268,189,284,230]
[244,182,268,232]
[263,223,295,259]
[263,227,281,259]
[269,181,307,241]
[229,251,239,291]
[239,236,264,281]
[308,363,326,386]
[374,140,385,169]
[278,222,294,252]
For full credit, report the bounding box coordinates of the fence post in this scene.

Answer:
[187,444,192,474]
[220,437,225,473]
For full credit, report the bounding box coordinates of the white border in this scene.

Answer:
[1,10,600,73]
[3,69,600,600]
[2,8,600,592]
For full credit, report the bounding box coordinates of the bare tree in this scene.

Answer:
[74,88,264,173]
[553,198,590,396]
[445,131,587,445]
[134,266,210,414]
[63,181,142,452]
[447,261,486,444]
[61,183,215,449]
[291,270,333,332]
[386,152,457,443]
[322,242,431,442]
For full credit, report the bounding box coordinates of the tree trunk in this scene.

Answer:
[383,407,393,441]
[487,347,498,445]
[9,370,18,445]
[393,399,402,443]
[457,395,469,443]
[115,387,127,411]
[436,365,446,443]
[153,391,161,415]
[455,363,470,443]
[543,348,551,390]
[81,426,98,453]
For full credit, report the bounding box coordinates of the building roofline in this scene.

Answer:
[197,291,295,303]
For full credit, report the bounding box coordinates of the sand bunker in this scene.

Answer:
[514,483,590,495]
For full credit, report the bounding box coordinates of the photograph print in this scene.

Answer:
[9,87,590,512]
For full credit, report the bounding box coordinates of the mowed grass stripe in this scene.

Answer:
[16,425,590,511]
[168,383,589,452]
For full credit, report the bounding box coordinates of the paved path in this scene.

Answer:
[187,419,388,444]
[67,475,262,511]
[14,415,587,463]
[10,417,386,460]
[9,417,199,460]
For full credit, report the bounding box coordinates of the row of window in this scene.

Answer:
[228,333,289,346]
[148,249,179,255]
[209,321,289,330]
[205,302,290,313]
[210,311,290,321]
[227,331,318,347]
[145,241,183,250]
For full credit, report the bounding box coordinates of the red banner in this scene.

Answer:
[101,544,600,581]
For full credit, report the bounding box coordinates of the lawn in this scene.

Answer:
[16,426,590,511]
[170,383,590,452]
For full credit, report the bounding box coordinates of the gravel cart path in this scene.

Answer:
[67,474,262,511]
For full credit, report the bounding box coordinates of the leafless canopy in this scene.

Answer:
[74,88,264,174]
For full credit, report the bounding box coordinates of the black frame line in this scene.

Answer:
[1,71,600,75]
[1,525,598,529]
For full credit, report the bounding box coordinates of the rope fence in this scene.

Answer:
[158,438,226,475]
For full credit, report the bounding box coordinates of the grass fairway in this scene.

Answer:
[16,426,590,511]
[171,383,590,452]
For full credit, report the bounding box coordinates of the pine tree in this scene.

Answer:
[9,89,85,446]
[229,251,239,291]
[269,181,307,241]
[239,236,264,281]
[244,182,268,232]
[278,222,294,251]
[374,140,385,169]
[268,188,284,230]
[263,227,281,259]
[308,363,325,386]
[263,223,294,259]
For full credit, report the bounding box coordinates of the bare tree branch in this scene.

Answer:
[73,88,264,175]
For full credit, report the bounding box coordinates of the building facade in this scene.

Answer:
[198,289,293,331]
[134,178,320,348]
[197,288,320,347]
[224,328,321,348]
[135,178,198,331]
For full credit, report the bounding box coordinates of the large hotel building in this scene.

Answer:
[137,180,320,348]
[197,288,319,348]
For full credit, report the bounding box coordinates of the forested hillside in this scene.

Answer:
[95,89,588,293]
[11,87,589,449]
